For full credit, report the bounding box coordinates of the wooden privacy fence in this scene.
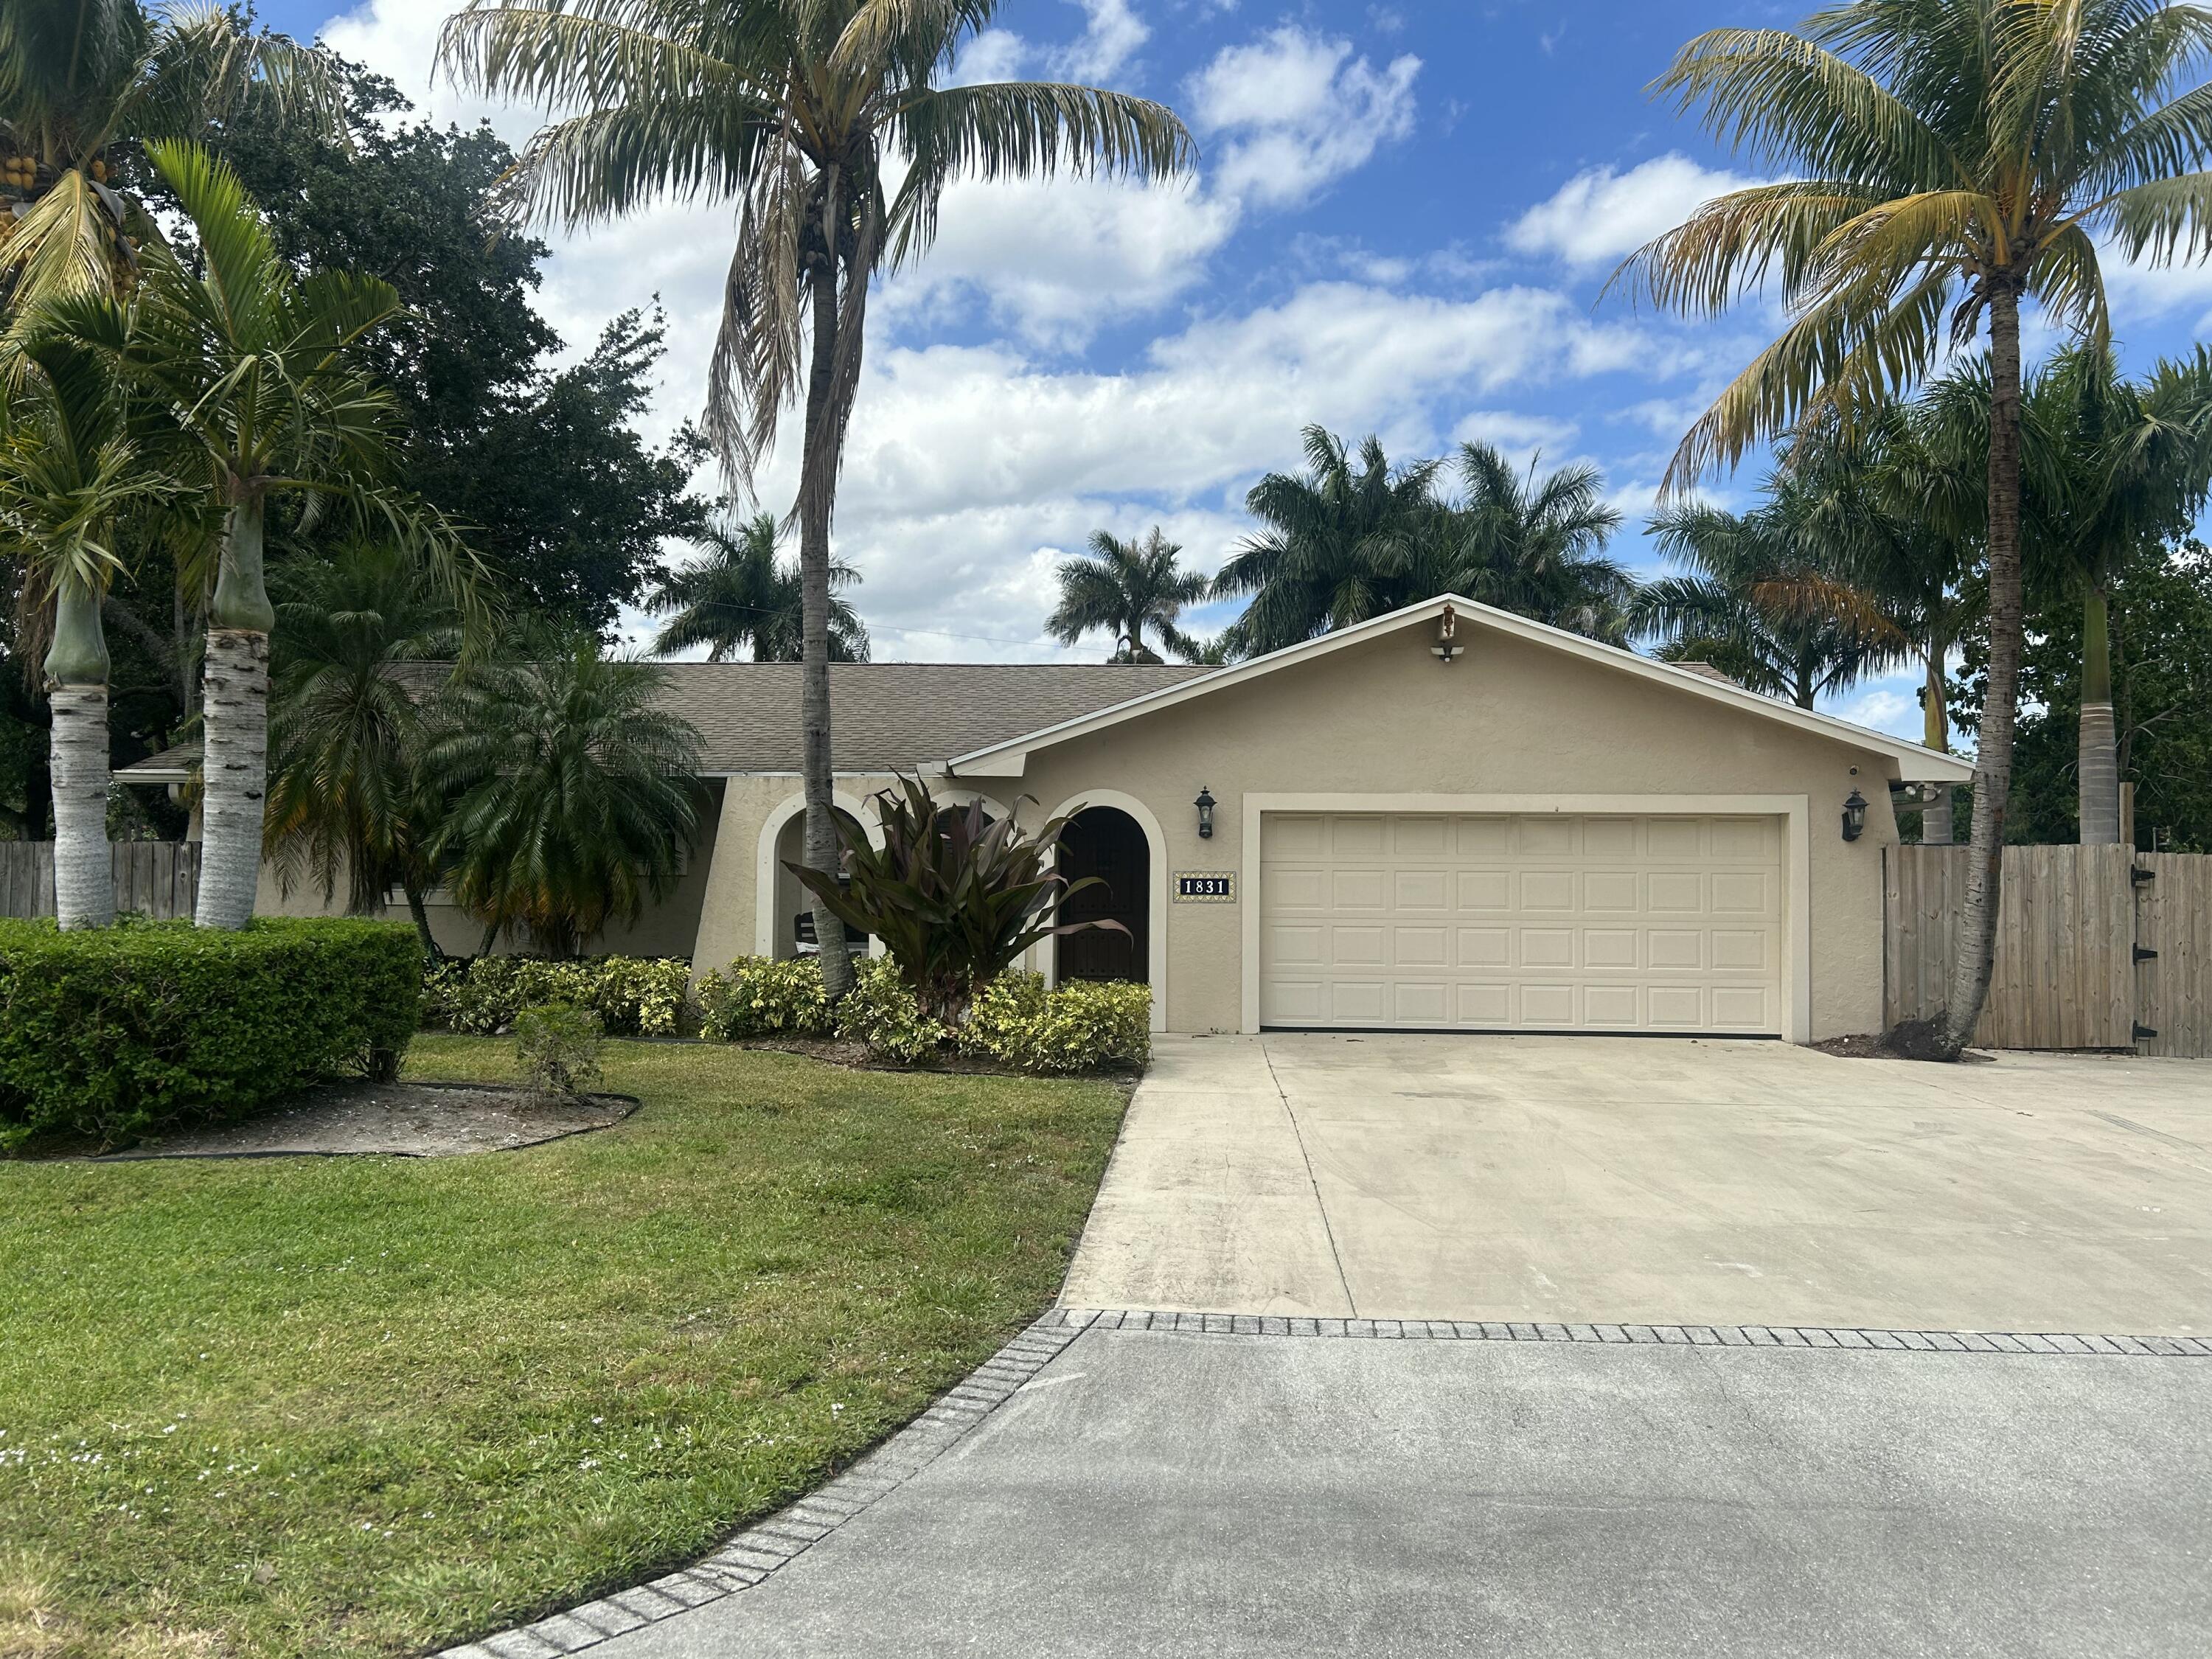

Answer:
[0,841,201,921]
[1885,844,2212,1057]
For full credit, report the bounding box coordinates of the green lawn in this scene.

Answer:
[0,1037,1128,1658]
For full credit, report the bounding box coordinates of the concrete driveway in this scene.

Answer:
[575,1321,2212,1659]
[1062,1033,2212,1334]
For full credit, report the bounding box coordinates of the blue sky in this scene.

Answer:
[275,1,2212,742]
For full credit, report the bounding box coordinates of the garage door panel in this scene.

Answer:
[1585,928,1640,969]
[1458,870,1512,909]
[1260,812,1784,1034]
[1394,869,1450,909]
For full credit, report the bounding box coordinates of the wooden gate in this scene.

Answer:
[0,841,201,920]
[1885,844,2212,1056]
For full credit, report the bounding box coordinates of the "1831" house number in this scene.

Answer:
[1174,872,1236,902]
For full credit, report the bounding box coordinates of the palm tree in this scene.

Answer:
[647,511,869,663]
[439,0,1193,1001]
[1636,477,1885,709]
[0,331,170,925]
[1047,527,1207,663]
[2023,343,2212,843]
[1787,398,1983,841]
[1440,442,1634,641]
[1,0,341,330]
[57,140,413,930]
[1614,0,2212,1057]
[265,542,465,956]
[422,637,704,959]
[1214,427,1444,655]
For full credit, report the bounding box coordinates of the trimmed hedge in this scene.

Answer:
[0,917,422,1150]
[962,972,1152,1073]
[696,955,1151,1072]
[422,955,692,1038]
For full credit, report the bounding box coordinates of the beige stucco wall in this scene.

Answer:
[256,779,726,961]
[972,619,1904,1043]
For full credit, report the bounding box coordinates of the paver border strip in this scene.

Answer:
[431,1302,2208,1657]
[430,1312,1085,1659]
[1054,1308,2212,1355]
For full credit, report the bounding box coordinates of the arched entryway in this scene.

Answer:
[1056,806,1150,987]
[769,803,871,960]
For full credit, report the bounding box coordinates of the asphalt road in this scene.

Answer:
[593,1326,2212,1659]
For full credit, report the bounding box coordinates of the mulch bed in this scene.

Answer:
[90,1080,639,1161]
[736,1035,1144,1084]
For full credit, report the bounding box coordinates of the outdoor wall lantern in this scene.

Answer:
[1433,602,1465,667]
[1841,789,1869,843]
[1194,785,1217,840]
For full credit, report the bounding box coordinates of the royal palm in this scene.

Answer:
[442,0,1192,996]
[1047,527,1206,663]
[58,141,407,929]
[648,512,869,663]
[1618,0,2212,1056]
[0,333,170,925]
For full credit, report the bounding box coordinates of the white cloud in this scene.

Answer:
[1507,153,1759,271]
[1451,409,1583,469]
[1189,27,1422,209]
[1055,0,1150,82]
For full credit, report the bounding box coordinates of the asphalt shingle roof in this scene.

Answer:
[114,661,1213,780]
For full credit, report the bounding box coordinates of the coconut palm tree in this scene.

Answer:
[264,541,467,956]
[1214,427,1444,655]
[439,0,1192,1000]
[422,636,704,959]
[1636,483,1884,709]
[1,0,341,331]
[0,330,170,925]
[647,511,869,663]
[1614,0,2212,1057]
[54,139,414,930]
[1440,442,1634,641]
[1047,526,1207,663]
[2024,343,2212,843]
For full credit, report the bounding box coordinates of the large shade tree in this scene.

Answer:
[1614,0,2212,1057]
[0,331,170,925]
[1046,526,1206,663]
[440,0,1193,998]
[647,510,868,662]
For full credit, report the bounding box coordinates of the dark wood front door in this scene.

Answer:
[1057,808,1148,984]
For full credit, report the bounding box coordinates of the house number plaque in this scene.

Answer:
[1175,872,1237,903]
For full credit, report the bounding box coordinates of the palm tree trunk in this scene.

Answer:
[1921,649,1952,846]
[2076,585,2121,845]
[799,165,853,998]
[1941,285,2027,1057]
[195,498,274,931]
[46,577,114,930]
[403,877,442,962]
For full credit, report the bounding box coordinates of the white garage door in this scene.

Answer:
[1259,813,1784,1034]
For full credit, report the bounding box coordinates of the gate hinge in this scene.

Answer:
[2135,1023,2160,1040]
[2135,945,2160,963]
[2131,865,2157,886]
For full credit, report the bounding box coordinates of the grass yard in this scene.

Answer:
[0,1037,1129,1658]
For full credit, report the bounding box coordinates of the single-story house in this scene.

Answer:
[119,594,1972,1043]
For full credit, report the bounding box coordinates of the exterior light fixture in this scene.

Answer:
[1194,785,1217,840]
[1433,602,1465,667]
[1841,789,1869,843]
